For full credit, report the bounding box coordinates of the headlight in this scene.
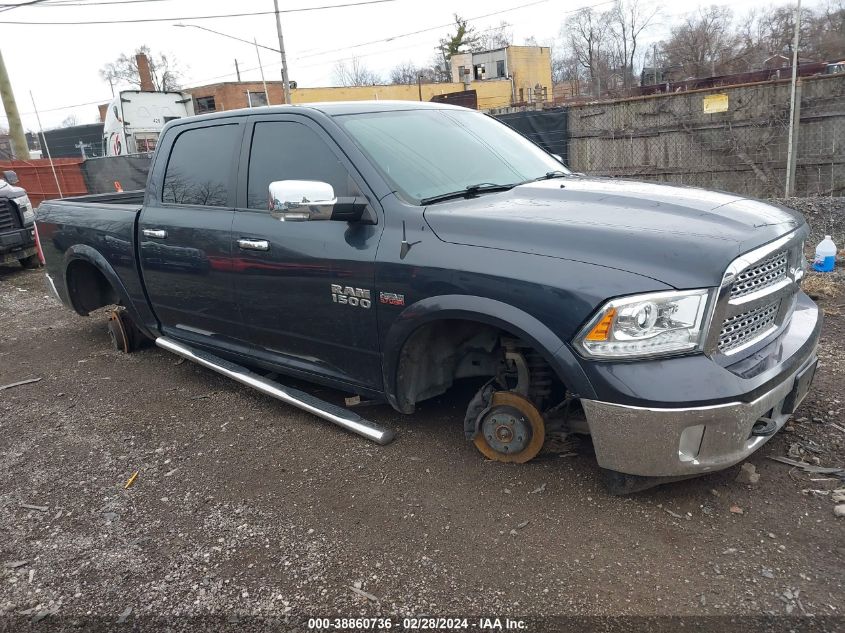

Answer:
[576,289,711,359]
[15,195,35,225]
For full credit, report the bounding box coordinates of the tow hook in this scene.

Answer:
[750,416,778,437]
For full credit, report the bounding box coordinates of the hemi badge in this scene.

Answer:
[379,292,405,306]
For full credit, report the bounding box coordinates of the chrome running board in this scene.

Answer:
[156,337,395,445]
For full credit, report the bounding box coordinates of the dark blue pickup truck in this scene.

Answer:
[36,101,822,493]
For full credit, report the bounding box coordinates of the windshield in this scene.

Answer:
[336,108,568,204]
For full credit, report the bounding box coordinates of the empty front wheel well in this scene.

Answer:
[393,319,563,414]
[66,259,119,315]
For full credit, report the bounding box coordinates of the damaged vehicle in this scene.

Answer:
[35,101,821,492]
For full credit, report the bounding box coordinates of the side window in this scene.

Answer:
[162,124,239,207]
[246,121,355,210]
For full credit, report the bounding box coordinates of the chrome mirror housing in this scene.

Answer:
[2,170,19,186]
[269,180,336,221]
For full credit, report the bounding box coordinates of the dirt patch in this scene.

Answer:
[0,264,843,630]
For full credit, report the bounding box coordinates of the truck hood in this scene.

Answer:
[422,177,805,289]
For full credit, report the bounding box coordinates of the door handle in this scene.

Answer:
[237,238,270,251]
[142,228,168,239]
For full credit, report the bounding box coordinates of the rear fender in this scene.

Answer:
[63,244,154,339]
[382,294,595,412]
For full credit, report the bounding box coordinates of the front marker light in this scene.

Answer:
[577,289,711,359]
[15,195,34,225]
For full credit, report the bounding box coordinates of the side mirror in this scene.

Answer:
[268,180,368,222]
[3,170,19,186]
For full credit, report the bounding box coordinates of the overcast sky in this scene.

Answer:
[0,0,822,130]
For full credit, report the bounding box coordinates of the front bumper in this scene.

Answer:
[580,292,822,478]
[0,226,37,265]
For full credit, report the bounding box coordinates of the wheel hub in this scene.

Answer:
[479,405,533,455]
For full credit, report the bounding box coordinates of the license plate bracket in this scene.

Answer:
[783,359,817,414]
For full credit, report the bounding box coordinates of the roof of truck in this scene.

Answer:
[181,100,470,124]
[305,100,469,115]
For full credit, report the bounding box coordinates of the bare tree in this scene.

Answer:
[333,57,381,86]
[810,0,845,60]
[60,114,79,128]
[389,61,422,85]
[564,7,609,96]
[100,45,182,91]
[474,21,512,52]
[607,0,659,90]
[659,6,739,78]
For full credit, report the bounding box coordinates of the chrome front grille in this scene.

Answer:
[0,200,19,231]
[707,230,805,358]
[729,250,788,300]
[719,300,780,353]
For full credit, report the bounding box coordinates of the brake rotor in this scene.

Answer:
[473,391,545,464]
[108,310,130,353]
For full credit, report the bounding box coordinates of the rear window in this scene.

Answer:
[162,124,239,207]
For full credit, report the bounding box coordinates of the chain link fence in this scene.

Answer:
[499,73,845,198]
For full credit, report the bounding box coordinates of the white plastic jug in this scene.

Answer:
[812,235,836,272]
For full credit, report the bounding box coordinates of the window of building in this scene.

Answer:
[246,121,355,210]
[247,91,268,108]
[162,124,239,207]
[474,64,485,80]
[195,96,216,113]
[496,60,505,77]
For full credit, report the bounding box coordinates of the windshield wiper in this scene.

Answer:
[420,182,517,206]
[533,170,569,181]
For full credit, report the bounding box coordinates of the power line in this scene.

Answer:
[0,97,108,119]
[1,0,176,5]
[175,23,280,54]
[295,0,554,61]
[294,0,614,61]
[0,0,398,23]
[0,0,52,14]
[182,0,613,87]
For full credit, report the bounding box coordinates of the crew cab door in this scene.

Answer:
[139,119,244,344]
[231,114,384,389]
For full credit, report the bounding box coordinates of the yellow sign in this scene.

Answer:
[703,93,729,114]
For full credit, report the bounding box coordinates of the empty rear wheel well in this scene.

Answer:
[394,319,563,414]
[66,260,119,315]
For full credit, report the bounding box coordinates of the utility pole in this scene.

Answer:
[272,0,292,104]
[0,50,31,160]
[255,38,270,106]
[652,43,658,84]
[235,59,241,81]
[785,0,802,197]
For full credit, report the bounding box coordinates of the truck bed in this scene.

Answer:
[47,190,146,206]
[36,191,146,320]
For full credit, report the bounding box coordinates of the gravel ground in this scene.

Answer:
[1,224,844,631]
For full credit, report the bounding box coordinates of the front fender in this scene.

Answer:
[63,244,154,339]
[381,294,596,412]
